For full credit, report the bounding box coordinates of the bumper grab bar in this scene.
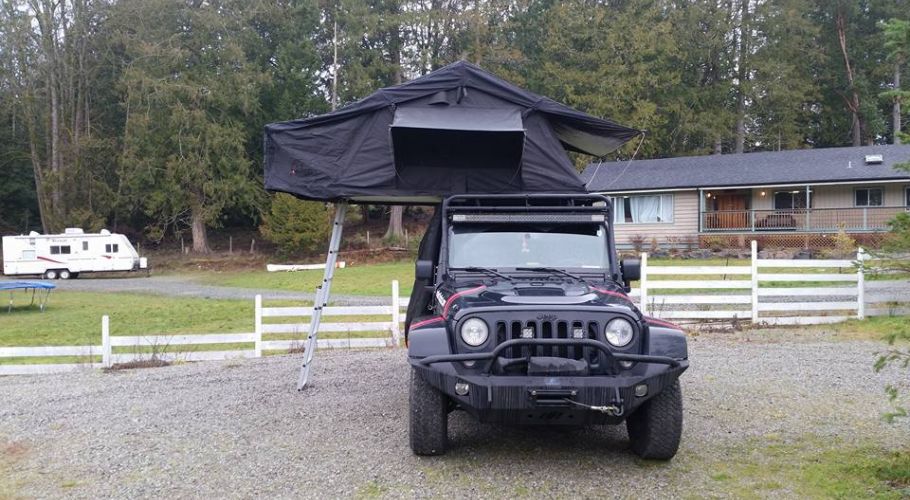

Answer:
[416,338,681,371]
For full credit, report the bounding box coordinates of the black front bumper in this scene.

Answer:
[410,339,688,425]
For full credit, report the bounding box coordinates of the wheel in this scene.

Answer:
[44,270,58,280]
[626,379,683,460]
[409,368,448,456]
[59,269,71,280]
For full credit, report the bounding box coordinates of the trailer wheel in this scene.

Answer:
[59,270,71,280]
[626,380,683,460]
[409,368,448,456]
[44,270,58,280]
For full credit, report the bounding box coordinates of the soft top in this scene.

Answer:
[264,61,640,203]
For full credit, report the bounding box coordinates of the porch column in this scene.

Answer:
[805,185,811,231]
[698,188,704,233]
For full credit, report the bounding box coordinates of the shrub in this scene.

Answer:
[822,224,857,259]
[259,193,331,257]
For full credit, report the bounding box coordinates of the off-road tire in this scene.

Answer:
[626,379,683,460]
[409,368,448,456]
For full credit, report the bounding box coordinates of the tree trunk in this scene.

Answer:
[894,62,902,145]
[191,206,210,253]
[385,206,404,241]
[835,10,862,147]
[734,0,748,154]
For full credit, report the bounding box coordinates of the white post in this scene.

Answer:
[856,247,865,320]
[639,252,649,316]
[391,280,401,346]
[751,240,759,323]
[102,315,111,368]
[254,294,263,357]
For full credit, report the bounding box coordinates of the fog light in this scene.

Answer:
[521,327,534,339]
[619,360,634,369]
[572,327,585,339]
[634,384,648,397]
[454,382,470,396]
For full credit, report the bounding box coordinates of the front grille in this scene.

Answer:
[495,318,602,361]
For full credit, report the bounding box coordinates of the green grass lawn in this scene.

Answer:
[0,291,254,348]
[198,261,414,296]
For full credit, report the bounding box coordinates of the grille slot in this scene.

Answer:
[492,315,614,363]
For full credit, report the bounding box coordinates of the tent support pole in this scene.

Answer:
[297,202,348,390]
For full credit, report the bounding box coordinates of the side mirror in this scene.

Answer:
[621,258,641,284]
[415,260,435,281]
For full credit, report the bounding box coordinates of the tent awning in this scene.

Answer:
[391,106,525,132]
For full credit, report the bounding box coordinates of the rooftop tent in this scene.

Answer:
[264,62,641,389]
[263,61,641,203]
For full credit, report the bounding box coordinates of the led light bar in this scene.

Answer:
[450,213,606,223]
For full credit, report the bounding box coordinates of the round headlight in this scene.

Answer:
[605,318,634,347]
[460,318,489,347]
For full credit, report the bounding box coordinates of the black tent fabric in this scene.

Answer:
[264,61,640,203]
[404,205,442,338]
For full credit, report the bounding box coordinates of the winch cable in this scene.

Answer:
[561,398,624,416]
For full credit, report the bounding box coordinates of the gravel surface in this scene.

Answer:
[2,335,907,498]
[0,275,387,305]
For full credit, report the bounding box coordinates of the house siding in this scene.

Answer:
[609,190,700,247]
[751,183,909,209]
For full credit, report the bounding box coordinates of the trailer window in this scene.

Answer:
[105,244,119,253]
[51,246,60,254]
[61,246,71,254]
[82,241,88,251]
[50,245,71,255]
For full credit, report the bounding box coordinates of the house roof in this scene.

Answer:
[582,144,910,192]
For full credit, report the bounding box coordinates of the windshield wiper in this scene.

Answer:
[516,267,590,285]
[453,266,515,283]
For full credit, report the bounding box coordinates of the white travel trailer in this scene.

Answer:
[2,228,148,279]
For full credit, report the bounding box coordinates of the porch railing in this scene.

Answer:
[701,206,907,233]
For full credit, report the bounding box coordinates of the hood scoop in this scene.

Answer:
[515,286,566,296]
[501,293,599,305]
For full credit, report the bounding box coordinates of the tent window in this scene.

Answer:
[612,195,673,224]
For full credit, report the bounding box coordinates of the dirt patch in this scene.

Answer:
[104,359,172,371]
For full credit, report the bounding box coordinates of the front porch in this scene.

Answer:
[698,184,908,234]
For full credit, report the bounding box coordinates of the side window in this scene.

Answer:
[60,246,71,254]
[22,250,35,260]
[105,243,119,253]
[50,246,60,255]
[112,244,119,253]
[105,244,111,253]
[855,188,883,207]
[82,241,88,251]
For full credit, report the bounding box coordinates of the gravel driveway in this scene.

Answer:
[2,335,907,498]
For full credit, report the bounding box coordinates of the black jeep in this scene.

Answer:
[406,193,688,459]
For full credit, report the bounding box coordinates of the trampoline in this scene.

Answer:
[1,281,56,312]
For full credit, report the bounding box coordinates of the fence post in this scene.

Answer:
[856,248,865,320]
[254,295,263,357]
[639,252,649,316]
[391,280,401,346]
[101,315,111,368]
[751,240,759,323]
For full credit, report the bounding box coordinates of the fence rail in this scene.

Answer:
[701,206,906,233]
[636,240,865,325]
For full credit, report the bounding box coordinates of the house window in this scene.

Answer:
[105,244,119,253]
[855,187,883,207]
[773,190,812,209]
[905,186,909,206]
[82,241,88,251]
[612,194,674,224]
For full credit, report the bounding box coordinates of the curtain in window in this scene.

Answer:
[630,196,660,223]
[612,197,626,224]
[659,194,673,222]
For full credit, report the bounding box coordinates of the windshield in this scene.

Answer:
[448,223,609,270]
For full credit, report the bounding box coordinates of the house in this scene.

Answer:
[582,144,910,249]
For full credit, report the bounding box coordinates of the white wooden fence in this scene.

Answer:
[0,281,409,375]
[634,241,866,325]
